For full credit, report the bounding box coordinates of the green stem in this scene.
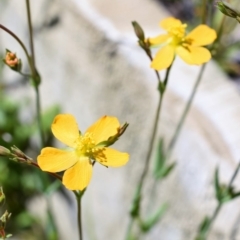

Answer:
[26,0,36,75]
[196,161,240,240]
[167,12,227,156]
[25,0,45,148]
[167,64,206,155]
[140,89,163,187]
[35,85,45,147]
[228,161,240,189]
[74,191,85,240]
[125,218,134,240]
[125,88,163,239]
[30,161,62,181]
[77,195,83,240]
[24,2,57,240]
[126,62,173,239]
[0,13,45,148]
[197,202,222,240]
[167,0,217,159]
[0,24,33,72]
[19,72,32,78]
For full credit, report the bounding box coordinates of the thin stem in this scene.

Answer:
[141,93,163,186]
[167,12,228,156]
[0,24,33,72]
[35,86,45,147]
[228,161,240,189]
[0,15,44,148]
[74,191,84,240]
[196,161,240,240]
[125,89,163,240]
[140,66,173,181]
[25,0,45,147]
[144,47,161,84]
[125,219,134,240]
[200,202,222,240]
[126,62,174,239]
[29,161,62,181]
[167,64,206,155]
[230,210,240,239]
[26,0,36,74]
[19,72,32,78]
[77,195,83,240]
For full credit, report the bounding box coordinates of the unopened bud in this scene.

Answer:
[132,21,145,41]
[3,49,22,71]
[216,1,240,22]
[0,187,5,204]
[11,146,25,158]
[0,211,11,224]
[10,146,33,164]
[0,146,10,157]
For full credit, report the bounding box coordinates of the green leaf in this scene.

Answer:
[153,139,165,177]
[153,138,175,180]
[130,186,141,218]
[140,203,168,232]
[214,167,221,201]
[195,216,210,240]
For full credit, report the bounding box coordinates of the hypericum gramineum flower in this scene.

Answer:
[148,17,217,70]
[37,114,129,190]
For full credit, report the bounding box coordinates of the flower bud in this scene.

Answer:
[0,211,11,224]
[0,146,10,157]
[0,187,5,204]
[216,1,240,22]
[0,210,11,238]
[3,49,22,71]
[11,146,25,158]
[132,21,145,41]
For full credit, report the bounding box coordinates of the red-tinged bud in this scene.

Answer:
[3,49,22,71]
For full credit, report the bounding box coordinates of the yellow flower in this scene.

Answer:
[148,17,217,70]
[37,114,129,191]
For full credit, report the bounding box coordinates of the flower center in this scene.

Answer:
[167,23,187,46]
[75,132,101,158]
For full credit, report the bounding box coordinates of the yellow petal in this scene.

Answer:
[160,17,182,30]
[86,116,120,144]
[37,147,78,172]
[51,114,80,147]
[62,157,92,190]
[148,34,169,46]
[176,46,211,65]
[186,25,217,46]
[95,148,129,167]
[151,45,175,70]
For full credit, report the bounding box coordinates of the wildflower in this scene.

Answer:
[37,114,129,190]
[148,17,217,70]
